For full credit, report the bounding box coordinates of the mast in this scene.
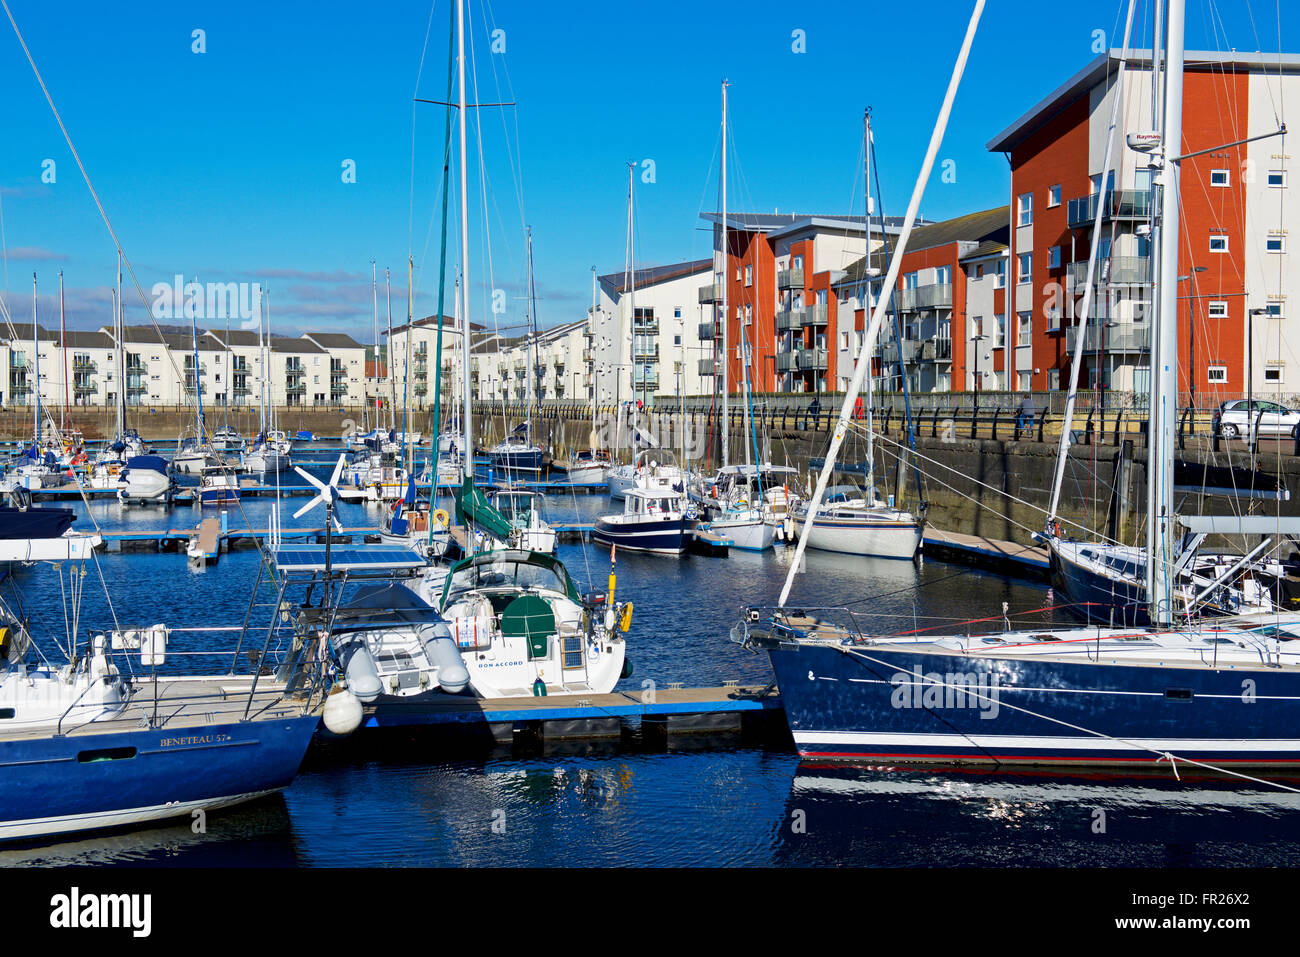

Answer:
[863,110,876,498]
[370,260,378,434]
[190,285,204,438]
[404,255,413,472]
[258,286,268,437]
[1147,0,1184,626]
[590,266,597,446]
[526,226,535,440]
[386,268,395,432]
[626,163,638,416]
[31,273,39,449]
[721,78,729,468]
[116,251,124,437]
[457,0,474,556]
[58,270,67,431]
[778,0,983,608]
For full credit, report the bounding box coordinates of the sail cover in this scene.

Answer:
[454,476,514,541]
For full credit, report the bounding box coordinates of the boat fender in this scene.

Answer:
[620,658,634,680]
[0,627,8,661]
[322,688,364,735]
[422,624,470,693]
[618,602,633,633]
[341,644,383,703]
[433,508,451,529]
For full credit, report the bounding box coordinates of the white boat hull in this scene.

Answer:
[798,515,922,559]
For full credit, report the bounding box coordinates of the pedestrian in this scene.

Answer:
[1016,393,1034,435]
[854,395,864,420]
[808,395,822,418]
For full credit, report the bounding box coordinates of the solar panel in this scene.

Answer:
[273,544,427,572]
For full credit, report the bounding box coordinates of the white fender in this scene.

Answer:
[323,688,364,735]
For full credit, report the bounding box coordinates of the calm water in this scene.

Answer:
[6,452,1300,866]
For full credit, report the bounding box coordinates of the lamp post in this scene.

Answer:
[971,333,989,404]
[1177,266,1207,414]
[1248,307,1269,442]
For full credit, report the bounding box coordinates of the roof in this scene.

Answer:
[598,258,711,296]
[987,49,1300,154]
[834,206,1009,285]
[1,323,59,343]
[270,335,324,354]
[959,239,1009,262]
[204,329,262,348]
[388,314,484,336]
[115,325,168,343]
[61,330,115,349]
[699,212,913,235]
[160,333,221,352]
[303,332,363,349]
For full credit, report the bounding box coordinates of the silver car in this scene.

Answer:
[1214,399,1300,439]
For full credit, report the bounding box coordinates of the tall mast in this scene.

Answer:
[721,78,730,468]
[190,279,204,438]
[1147,0,1184,626]
[258,286,268,436]
[370,260,379,433]
[31,273,39,448]
[58,269,67,431]
[386,267,395,432]
[526,226,535,436]
[404,255,413,471]
[116,251,124,436]
[590,266,597,443]
[457,0,475,556]
[626,163,638,413]
[863,109,876,498]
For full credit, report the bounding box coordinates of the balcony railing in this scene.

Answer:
[633,318,659,335]
[1066,255,1152,285]
[73,359,97,373]
[633,346,659,362]
[126,360,146,374]
[286,383,307,395]
[776,350,799,373]
[74,382,96,395]
[899,283,953,311]
[921,338,953,361]
[698,320,716,340]
[796,348,828,371]
[126,383,146,396]
[806,303,829,326]
[698,284,721,304]
[1067,189,1155,229]
[1064,322,1151,354]
[698,357,719,377]
[777,268,804,289]
[775,309,804,333]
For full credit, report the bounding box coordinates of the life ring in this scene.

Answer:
[433,508,450,528]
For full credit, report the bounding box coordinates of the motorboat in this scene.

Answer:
[118,455,172,505]
[607,449,688,501]
[593,487,695,556]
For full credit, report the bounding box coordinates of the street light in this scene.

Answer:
[971,334,989,402]
[1177,266,1207,413]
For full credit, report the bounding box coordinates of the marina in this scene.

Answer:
[4,1,1300,936]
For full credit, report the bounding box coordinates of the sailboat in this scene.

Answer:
[735,0,1300,769]
[486,228,545,477]
[244,293,291,474]
[790,111,923,560]
[560,268,612,485]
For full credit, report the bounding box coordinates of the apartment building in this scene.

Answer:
[592,259,712,405]
[989,49,1300,400]
[831,207,1009,394]
[700,213,910,395]
[386,314,481,412]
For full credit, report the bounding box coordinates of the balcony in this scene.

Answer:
[633,346,659,362]
[126,360,146,374]
[1066,255,1152,286]
[1067,189,1155,229]
[233,384,252,397]
[806,303,829,326]
[414,383,428,396]
[9,381,31,396]
[775,309,804,333]
[633,318,659,335]
[698,284,721,304]
[73,358,97,373]
[796,348,828,372]
[74,382,96,396]
[184,362,208,375]
[776,350,799,373]
[898,283,953,311]
[286,382,307,395]
[9,355,26,369]
[880,340,921,364]
[1064,322,1151,354]
[698,357,719,377]
[777,268,804,289]
[698,320,716,340]
[921,338,953,362]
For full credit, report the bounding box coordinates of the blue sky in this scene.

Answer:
[0,0,1286,342]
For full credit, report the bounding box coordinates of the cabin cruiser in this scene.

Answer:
[593,487,695,556]
[419,549,631,697]
[197,464,241,506]
[486,423,544,475]
[563,448,611,485]
[790,485,923,560]
[212,427,244,454]
[488,486,556,553]
[608,449,688,501]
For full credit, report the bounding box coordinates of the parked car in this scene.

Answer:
[1214,399,1300,439]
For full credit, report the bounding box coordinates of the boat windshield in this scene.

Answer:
[443,555,572,604]
[495,492,544,523]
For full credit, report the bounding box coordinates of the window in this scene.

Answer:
[994,259,1006,289]
[1018,371,1032,390]
[1265,364,1285,384]
[674,307,682,319]
[1048,369,1060,390]
[904,271,919,290]
[1266,299,1285,319]
[1267,234,1286,254]
[793,255,803,270]
[1017,253,1032,284]
[1209,234,1229,253]
[840,332,849,350]
[1048,246,1061,269]
[744,264,753,286]
[1018,311,1032,346]
[1268,170,1287,188]
[1018,192,1033,226]
[935,265,951,285]
[673,334,682,346]
[1207,365,1228,383]
[1048,184,1061,207]
[1210,169,1230,187]
[1208,301,1228,319]
[744,303,753,325]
